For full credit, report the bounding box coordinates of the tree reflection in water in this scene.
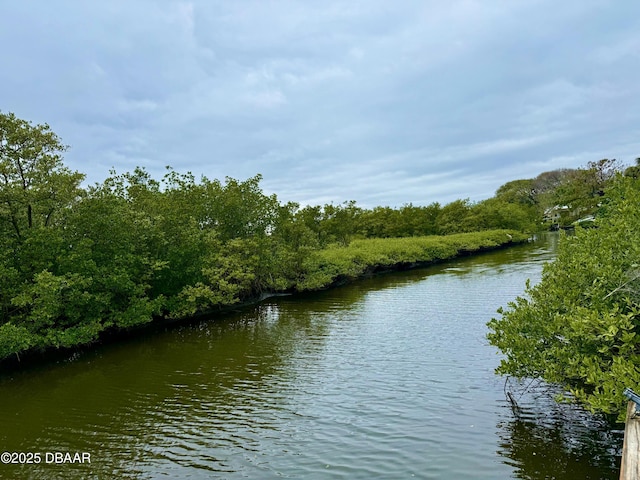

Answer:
[497,379,623,479]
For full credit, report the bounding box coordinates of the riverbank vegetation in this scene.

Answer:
[0,112,532,363]
[0,111,630,369]
[297,230,528,291]
[488,173,640,421]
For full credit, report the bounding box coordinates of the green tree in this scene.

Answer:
[488,174,640,420]
[495,178,537,206]
[436,199,472,234]
[0,112,563,364]
[466,197,537,232]
[0,112,86,353]
[548,159,620,225]
[199,174,280,241]
[320,200,362,246]
[0,112,84,241]
[624,158,640,180]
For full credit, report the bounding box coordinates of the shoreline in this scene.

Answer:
[0,231,529,374]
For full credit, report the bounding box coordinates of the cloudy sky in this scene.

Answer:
[1,1,639,207]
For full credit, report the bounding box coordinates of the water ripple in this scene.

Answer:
[0,236,622,479]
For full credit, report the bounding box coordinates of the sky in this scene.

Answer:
[1,1,639,208]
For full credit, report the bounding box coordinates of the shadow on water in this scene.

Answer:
[0,303,336,479]
[497,389,622,480]
[490,234,623,480]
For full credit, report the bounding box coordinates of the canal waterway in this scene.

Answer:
[0,234,623,479]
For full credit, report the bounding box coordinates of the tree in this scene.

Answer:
[495,178,537,206]
[549,159,620,224]
[320,200,361,246]
[0,113,85,336]
[0,112,84,242]
[466,197,537,232]
[533,169,574,194]
[624,158,640,180]
[488,174,640,420]
[436,199,472,234]
[198,174,280,241]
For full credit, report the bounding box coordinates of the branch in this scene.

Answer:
[603,268,640,300]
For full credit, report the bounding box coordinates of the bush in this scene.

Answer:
[297,230,526,291]
[488,176,640,420]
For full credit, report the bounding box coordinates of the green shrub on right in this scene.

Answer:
[488,175,640,420]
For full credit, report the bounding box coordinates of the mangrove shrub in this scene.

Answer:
[488,175,640,420]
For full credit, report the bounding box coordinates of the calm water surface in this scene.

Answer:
[0,234,623,479]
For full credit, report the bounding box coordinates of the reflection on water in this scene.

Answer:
[497,384,622,479]
[0,233,622,479]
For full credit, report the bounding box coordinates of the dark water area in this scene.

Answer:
[0,233,623,479]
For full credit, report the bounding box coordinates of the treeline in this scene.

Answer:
[0,111,622,364]
[293,196,537,243]
[493,158,638,229]
[294,157,632,238]
[0,113,532,362]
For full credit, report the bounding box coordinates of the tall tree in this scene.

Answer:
[0,112,84,241]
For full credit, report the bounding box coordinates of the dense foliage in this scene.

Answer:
[298,230,528,291]
[3,111,627,371]
[488,175,640,420]
[0,112,536,363]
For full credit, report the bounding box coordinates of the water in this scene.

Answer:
[0,234,622,479]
